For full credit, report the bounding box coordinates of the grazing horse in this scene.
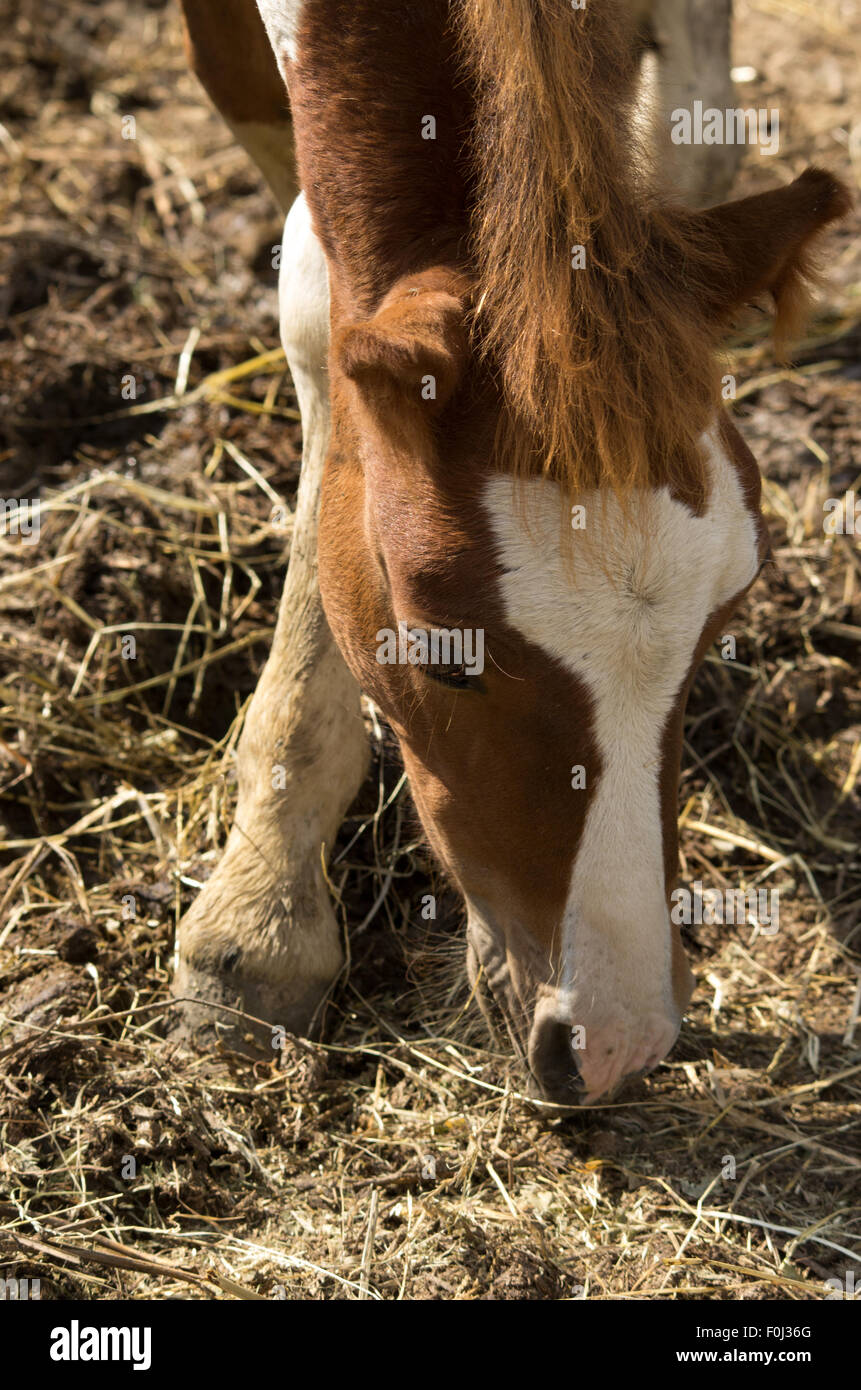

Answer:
[172,0,848,1102]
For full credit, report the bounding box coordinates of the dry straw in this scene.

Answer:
[0,0,859,1299]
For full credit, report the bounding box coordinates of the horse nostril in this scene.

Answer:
[529,1017,587,1102]
[568,1036,588,1093]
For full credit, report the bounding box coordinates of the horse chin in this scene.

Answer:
[465,908,547,1088]
[465,907,663,1108]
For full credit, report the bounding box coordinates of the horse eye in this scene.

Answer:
[426,663,470,688]
[425,663,483,691]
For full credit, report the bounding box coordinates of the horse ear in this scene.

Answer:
[336,281,468,414]
[683,167,851,349]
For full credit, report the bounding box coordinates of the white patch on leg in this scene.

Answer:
[256,0,306,76]
[484,430,759,1095]
[279,192,330,411]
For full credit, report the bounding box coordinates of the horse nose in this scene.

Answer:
[528,1016,589,1104]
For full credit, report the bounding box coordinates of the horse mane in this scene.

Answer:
[456,0,731,504]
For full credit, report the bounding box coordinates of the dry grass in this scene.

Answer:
[0,0,859,1299]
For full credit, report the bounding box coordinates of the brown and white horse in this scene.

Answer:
[173,0,848,1103]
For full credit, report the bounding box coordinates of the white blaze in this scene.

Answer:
[483,430,759,1017]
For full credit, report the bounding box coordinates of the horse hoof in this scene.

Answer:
[169,955,329,1056]
[169,848,344,1056]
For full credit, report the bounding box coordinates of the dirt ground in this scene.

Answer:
[0,0,859,1301]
